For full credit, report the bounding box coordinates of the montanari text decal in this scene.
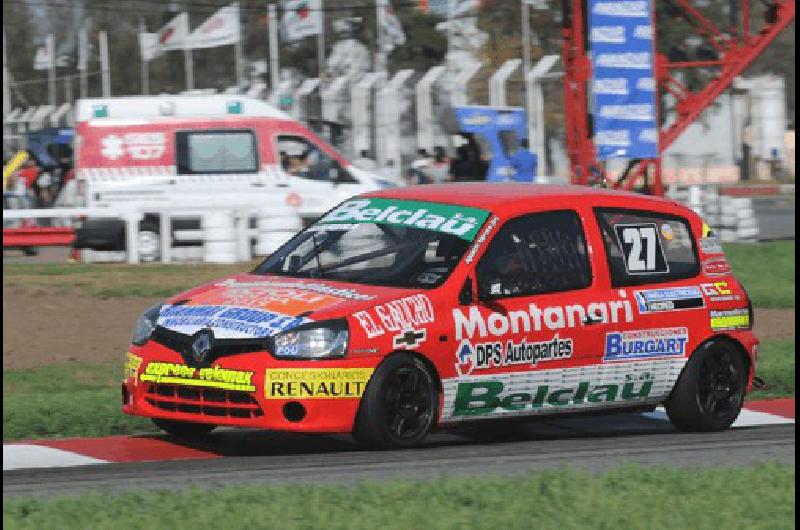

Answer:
[264,368,374,399]
[441,359,687,422]
[140,362,255,392]
[453,296,634,340]
[318,198,490,241]
[603,327,688,362]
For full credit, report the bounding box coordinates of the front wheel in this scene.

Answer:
[152,418,215,438]
[666,340,747,432]
[353,353,439,450]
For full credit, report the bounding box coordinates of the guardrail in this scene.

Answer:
[3,206,302,263]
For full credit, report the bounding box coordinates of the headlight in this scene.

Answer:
[273,320,349,359]
[132,303,162,345]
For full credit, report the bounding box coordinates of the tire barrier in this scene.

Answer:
[668,185,761,242]
[202,211,239,264]
[255,206,303,257]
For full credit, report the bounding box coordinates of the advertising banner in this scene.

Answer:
[589,0,659,160]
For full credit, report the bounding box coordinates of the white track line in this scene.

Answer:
[3,445,108,471]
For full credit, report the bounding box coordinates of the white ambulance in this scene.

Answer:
[73,95,387,260]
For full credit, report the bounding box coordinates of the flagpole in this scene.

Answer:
[139,18,150,95]
[184,48,194,90]
[521,0,530,81]
[375,0,384,73]
[233,2,243,87]
[268,3,280,92]
[47,34,57,107]
[317,0,325,84]
[2,26,10,117]
[99,31,110,96]
[79,22,89,99]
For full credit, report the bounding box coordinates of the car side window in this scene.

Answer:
[594,208,700,287]
[176,130,258,174]
[276,135,357,183]
[476,210,591,298]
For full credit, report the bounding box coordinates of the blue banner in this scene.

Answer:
[452,106,532,181]
[589,0,659,160]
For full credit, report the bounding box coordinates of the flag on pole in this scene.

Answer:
[34,35,64,70]
[188,2,241,49]
[139,32,161,61]
[377,0,406,52]
[282,0,323,41]
[157,12,190,52]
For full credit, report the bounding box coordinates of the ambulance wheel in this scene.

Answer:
[137,221,161,262]
[152,418,215,438]
[353,353,438,450]
[666,340,747,432]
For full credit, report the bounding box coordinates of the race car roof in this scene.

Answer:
[365,183,681,212]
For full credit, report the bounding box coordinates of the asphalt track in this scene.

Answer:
[4,417,794,498]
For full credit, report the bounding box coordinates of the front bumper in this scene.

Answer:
[122,342,382,433]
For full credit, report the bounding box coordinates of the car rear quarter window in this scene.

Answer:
[476,210,592,298]
[594,208,700,287]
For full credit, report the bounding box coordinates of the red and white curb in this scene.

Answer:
[3,399,793,472]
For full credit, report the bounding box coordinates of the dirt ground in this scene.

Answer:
[3,287,160,370]
[3,287,795,371]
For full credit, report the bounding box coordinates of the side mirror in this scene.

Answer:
[459,277,474,305]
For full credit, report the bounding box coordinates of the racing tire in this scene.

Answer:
[353,353,439,450]
[666,339,747,432]
[137,221,161,263]
[152,418,215,438]
[23,247,39,256]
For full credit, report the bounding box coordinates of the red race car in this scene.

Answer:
[123,183,758,449]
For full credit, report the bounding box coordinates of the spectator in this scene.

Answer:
[406,149,431,185]
[379,159,401,184]
[427,145,451,183]
[353,149,377,171]
[450,145,474,182]
[509,138,538,182]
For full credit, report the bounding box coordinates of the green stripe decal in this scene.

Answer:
[319,198,491,241]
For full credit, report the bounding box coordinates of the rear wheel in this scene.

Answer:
[152,418,215,438]
[666,340,747,432]
[354,353,438,450]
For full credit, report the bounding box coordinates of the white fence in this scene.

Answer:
[2,206,302,264]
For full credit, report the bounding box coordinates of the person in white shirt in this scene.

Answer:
[353,150,377,171]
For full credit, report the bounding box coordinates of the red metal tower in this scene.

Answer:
[562,0,795,195]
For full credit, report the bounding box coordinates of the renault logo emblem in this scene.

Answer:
[191,329,214,364]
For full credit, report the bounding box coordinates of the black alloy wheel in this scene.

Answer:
[666,340,747,432]
[697,348,744,419]
[354,353,439,449]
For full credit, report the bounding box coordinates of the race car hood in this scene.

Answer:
[156,273,419,339]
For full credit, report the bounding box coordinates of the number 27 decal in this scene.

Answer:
[614,223,669,275]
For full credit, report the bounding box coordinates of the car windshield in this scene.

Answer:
[255,197,491,288]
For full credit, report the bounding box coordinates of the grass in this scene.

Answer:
[749,338,796,400]
[1,262,256,299]
[3,463,795,529]
[1,242,794,305]
[724,241,795,309]
[3,363,157,441]
[2,338,793,442]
